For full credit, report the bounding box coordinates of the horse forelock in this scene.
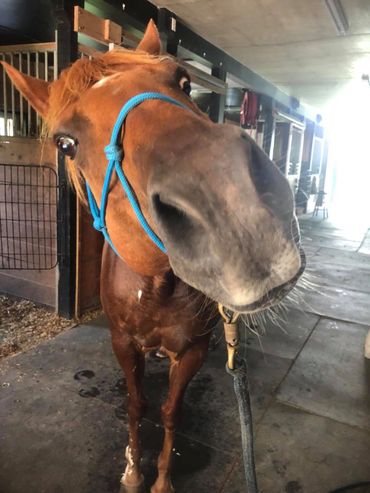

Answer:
[45,49,168,131]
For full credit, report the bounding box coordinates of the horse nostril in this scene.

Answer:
[151,193,196,243]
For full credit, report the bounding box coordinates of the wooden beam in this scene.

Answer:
[78,43,99,57]
[0,138,56,166]
[74,6,122,45]
[181,61,227,95]
[0,42,56,53]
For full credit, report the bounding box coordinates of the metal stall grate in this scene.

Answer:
[0,41,57,138]
[0,164,58,270]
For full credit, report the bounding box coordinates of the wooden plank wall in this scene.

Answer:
[0,137,57,307]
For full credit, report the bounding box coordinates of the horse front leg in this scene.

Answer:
[151,337,210,493]
[111,331,147,492]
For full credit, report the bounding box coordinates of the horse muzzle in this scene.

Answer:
[148,125,305,312]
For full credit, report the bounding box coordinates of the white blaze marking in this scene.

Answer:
[92,77,109,88]
[91,73,122,89]
[138,289,142,301]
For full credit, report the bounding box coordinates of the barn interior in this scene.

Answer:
[0,1,369,493]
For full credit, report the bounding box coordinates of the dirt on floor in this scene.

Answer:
[0,295,101,359]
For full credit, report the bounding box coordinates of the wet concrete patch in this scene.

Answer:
[139,419,235,493]
[0,388,127,493]
[177,343,292,451]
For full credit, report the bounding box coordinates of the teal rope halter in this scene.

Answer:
[86,92,190,255]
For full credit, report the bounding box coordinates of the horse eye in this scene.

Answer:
[55,135,78,159]
[179,76,192,96]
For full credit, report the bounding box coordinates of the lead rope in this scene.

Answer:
[218,304,259,493]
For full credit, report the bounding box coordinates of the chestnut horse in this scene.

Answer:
[2,21,304,493]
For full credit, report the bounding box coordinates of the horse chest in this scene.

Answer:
[101,249,218,352]
[114,292,216,352]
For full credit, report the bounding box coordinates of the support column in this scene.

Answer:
[157,8,178,56]
[209,66,226,123]
[55,0,83,318]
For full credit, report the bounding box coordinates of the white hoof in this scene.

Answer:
[120,446,144,491]
[120,480,144,493]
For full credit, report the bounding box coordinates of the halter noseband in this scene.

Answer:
[86,92,190,255]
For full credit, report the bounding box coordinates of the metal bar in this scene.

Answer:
[261,96,276,159]
[16,165,22,268]
[53,29,59,80]
[22,166,29,269]
[9,165,16,267]
[41,170,45,269]
[19,53,24,136]
[10,53,15,136]
[44,51,48,82]
[30,167,35,267]
[2,54,8,136]
[27,52,31,136]
[35,52,40,132]
[54,50,58,80]
[4,165,10,266]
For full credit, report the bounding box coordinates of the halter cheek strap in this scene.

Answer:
[85,92,190,255]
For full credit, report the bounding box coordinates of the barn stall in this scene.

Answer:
[0,1,369,493]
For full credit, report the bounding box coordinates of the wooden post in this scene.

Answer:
[55,0,83,318]
[157,8,178,56]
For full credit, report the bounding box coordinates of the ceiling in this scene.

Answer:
[151,0,370,111]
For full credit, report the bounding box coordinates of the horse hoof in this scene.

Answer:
[150,482,175,493]
[120,475,145,493]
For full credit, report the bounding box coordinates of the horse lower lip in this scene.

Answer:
[225,249,306,314]
[227,283,293,314]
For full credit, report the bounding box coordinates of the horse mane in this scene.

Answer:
[45,49,168,200]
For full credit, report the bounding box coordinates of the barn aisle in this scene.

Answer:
[1,217,369,493]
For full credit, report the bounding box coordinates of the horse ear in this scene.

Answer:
[1,61,50,118]
[136,19,161,55]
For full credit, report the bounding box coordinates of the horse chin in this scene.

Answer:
[222,247,306,314]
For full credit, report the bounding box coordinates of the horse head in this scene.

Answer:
[2,20,305,314]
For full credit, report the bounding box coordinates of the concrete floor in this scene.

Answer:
[1,216,370,493]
